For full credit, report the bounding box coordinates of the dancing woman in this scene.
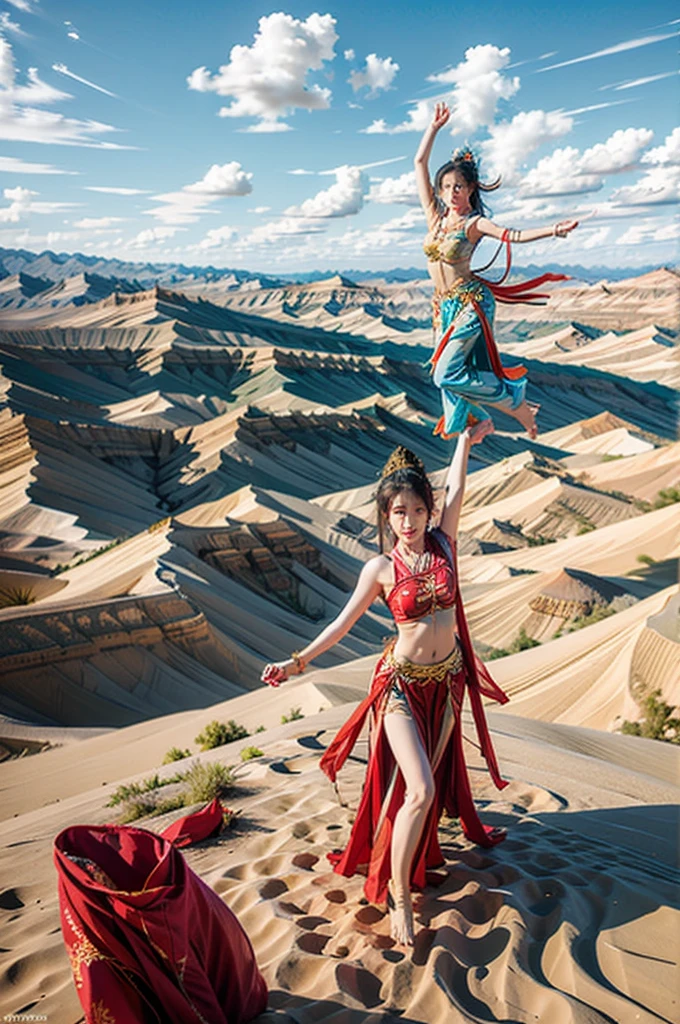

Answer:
[261,425,508,946]
[416,102,578,439]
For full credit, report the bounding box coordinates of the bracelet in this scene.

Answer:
[290,651,306,675]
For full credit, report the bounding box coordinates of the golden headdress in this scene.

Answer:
[380,445,426,480]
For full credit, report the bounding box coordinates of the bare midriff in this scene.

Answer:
[390,604,459,665]
[424,251,475,296]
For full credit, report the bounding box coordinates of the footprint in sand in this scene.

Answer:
[324,888,347,904]
[296,932,330,955]
[258,879,288,900]
[292,852,319,870]
[0,889,24,910]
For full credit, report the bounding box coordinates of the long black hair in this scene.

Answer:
[375,446,434,553]
[434,146,501,218]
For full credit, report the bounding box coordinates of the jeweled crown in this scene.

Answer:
[380,445,425,479]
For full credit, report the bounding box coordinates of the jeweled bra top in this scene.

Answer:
[423,214,479,266]
[385,532,456,623]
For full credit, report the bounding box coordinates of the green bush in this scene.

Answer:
[106,772,184,807]
[183,761,236,803]
[654,487,680,509]
[254,725,265,734]
[621,690,680,744]
[195,719,249,750]
[554,604,616,637]
[240,746,264,762]
[636,554,656,566]
[487,628,540,661]
[281,707,304,724]
[117,798,157,823]
[162,746,192,764]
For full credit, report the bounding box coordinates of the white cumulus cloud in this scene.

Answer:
[128,226,181,249]
[0,184,76,221]
[195,225,237,249]
[184,161,253,196]
[611,165,680,206]
[579,127,654,174]
[641,127,680,166]
[481,109,574,182]
[349,54,399,97]
[363,44,518,136]
[145,161,253,224]
[187,12,337,132]
[520,128,654,197]
[428,44,520,135]
[368,170,419,205]
[285,165,367,218]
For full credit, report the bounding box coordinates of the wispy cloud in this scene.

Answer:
[562,100,635,115]
[84,186,149,195]
[0,155,77,174]
[603,70,679,91]
[536,31,679,72]
[0,11,26,36]
[52,64,118,98]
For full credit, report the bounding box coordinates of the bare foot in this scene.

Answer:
[513,400,538,440]
[388,883,415,946]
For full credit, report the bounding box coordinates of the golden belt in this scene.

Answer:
[383,640,463,685]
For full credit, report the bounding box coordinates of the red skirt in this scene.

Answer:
[320,642,506,906]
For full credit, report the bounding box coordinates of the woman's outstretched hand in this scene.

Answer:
[467,419,495,445]
[555,219,579,237]
[431,101,450,131]
[261,660,295,687]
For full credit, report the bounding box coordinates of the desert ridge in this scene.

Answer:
[0,264,678,1023]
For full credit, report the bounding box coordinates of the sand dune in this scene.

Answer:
[0,266,678,1024]
[0,698,677,1023]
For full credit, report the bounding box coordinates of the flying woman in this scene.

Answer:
[416,102,578,439]
[261,425,508,947]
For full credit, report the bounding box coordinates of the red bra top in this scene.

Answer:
[385,532,456,623]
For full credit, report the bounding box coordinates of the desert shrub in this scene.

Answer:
[621,690,680,744]
[195,719,249,750]
[554,604,616,637]
[636,554,656,566]
[117,798,158,823]
[106,772,184,807]
[281,707,304,724]
[240,746,263,762]
[254,725,265,733]
[654,487,680,509]
[152,794,188,816]
[162,746,192,764]
[183,761,236,803]
[487,628,540,661]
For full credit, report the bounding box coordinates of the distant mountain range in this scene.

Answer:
[0,245,673,291]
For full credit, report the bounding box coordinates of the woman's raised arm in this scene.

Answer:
[470,216,579,245]
[414,102,450,223]
[261,556,386,686]
[439,420,495,540]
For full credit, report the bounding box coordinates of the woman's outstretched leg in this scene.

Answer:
[383,710,435,946]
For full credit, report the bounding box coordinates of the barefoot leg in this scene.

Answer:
[382,711,435,946]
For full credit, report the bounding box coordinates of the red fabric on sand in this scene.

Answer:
[55,822,267,1024]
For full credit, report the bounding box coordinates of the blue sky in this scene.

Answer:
[0,0,677,272]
